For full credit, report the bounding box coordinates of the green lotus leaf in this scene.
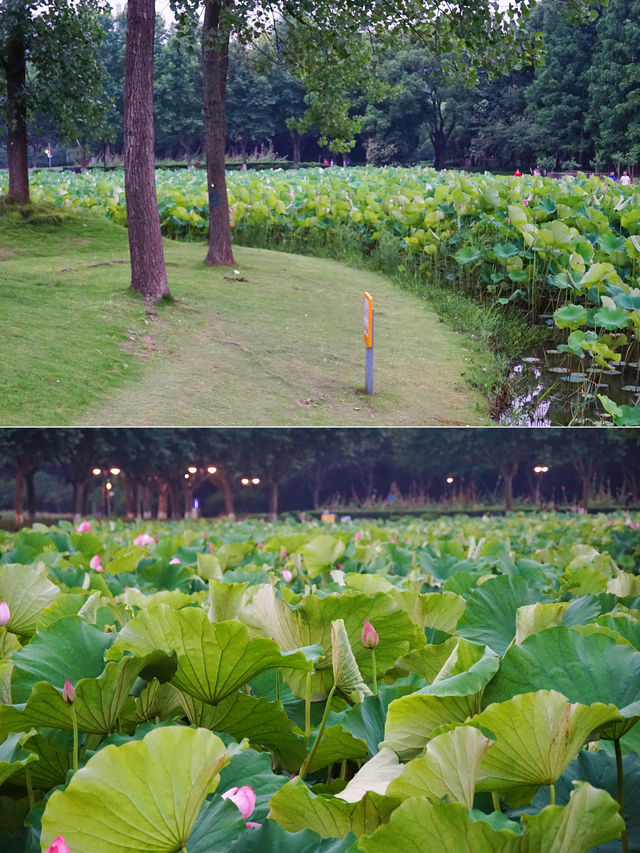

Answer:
[553,304,588,330]
[11,617,115,703]
[0,659,12,705]
[518,781,625,852]
[595,614,640,650]
[0,731,39,787]
[483,626,640,740]
[332,619,371,699]
[327,684,416,757]
[40,726,230,853]
[457,576,550,654]
[387,725,492,808]
[473,690,622,806]
[208,579,249,622]
[454,247,483,264]
[106,604,312,705]
[397,635,486,683]
[119,678,182,727]
[593,307,631,330]
[357,797,522,853]
[183,797,248,853]
[103,548,142,575]
[577,262,618,287]
[230,821,357,853]
[299,536,346,577]
[0,627,21,660]
[0,564,60,637]
[515,602,569,644]
[10,730,73,791]
[392,590,465,634]
[358,782,623,853]
[241,586,421,699]
[1,651,173,736]
[335,748,403,803]
[382,644,499,760]
[268,777,398,839]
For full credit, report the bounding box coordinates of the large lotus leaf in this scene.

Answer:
[106,604,312,705]
[183,797,248,853]
[336,748,403,803]
[387,725,492,809]
[0,565,60,637]
[515,602,568,644]
[457,576,550,654]
[1,651,173,736]
[120,679,182,726]
[397,635,486,683]
[217,746,292,822]
[231,821,357,853]
[9,730,73,791]
[11,617,115,703]
[40,726,229,853]
[268,777,398,839]
[0,661,12,706]
[483,626,640,739]
[175,689,307,770]
[357,797,522,853]
[383,644,500,759]
[473,691,622,806]
[241,586,421,698]
[391,590,465,633]
[518,781,625,852]
[357,783,623,853]
[332,620,371,699]
[208,579,249,622]
[0,628,21,660]
[299,536,346,577]
[0,732,39,787]
[327,684,416,757]
[595,613,640,649]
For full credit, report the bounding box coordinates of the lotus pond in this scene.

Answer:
[3,166,640,424]
[0,512,639,852]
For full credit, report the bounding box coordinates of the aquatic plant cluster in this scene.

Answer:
[0,512,639,851]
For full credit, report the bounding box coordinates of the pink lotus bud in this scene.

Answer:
[0,601,10,626]
[355,531,362,541]
[44,837,69,853]
[257,541,263,549]
[208,543,214,552]
[361,618,379,649]
[169,557,181,565]
[75,520,92,533]
[89,555,103,572]
[133,533,155,546]
[337,563,343,569]
[62,678,76,705]
[280,549,288,559]
[222,785,256,821]
[390,538,396,544]
[282,569,293,582]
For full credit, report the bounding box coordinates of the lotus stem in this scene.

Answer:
[371,648,377,696]
[305,671,312,737]
[549,783,555,806]
[275,668,280,703]
[299,683,336,781]
[25,766,35,810]
[614,738,629,853]
[71,703,79,773]
[491,791,500,812]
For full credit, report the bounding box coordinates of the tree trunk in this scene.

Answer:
[268,481,279,522]
[202,2,235,266]
[291,131,301,169]
[6,24,30,204]
[26,470,36,522]
[217,471,236,519]
[15,463,24,526]
[157,484,169,520]
[123,0,170,303]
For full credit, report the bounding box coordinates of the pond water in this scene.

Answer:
[499,325,640,425]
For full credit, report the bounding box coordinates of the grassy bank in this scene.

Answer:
[0,202,488,425]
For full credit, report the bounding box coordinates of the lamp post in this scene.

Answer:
[183,465,219,518]
[92,466,120,517]
[533,465,549,506]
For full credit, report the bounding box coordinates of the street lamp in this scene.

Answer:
[92,466,120,517]
[45,146,52,168]
[182,465,219,517]
[533,465,550,505]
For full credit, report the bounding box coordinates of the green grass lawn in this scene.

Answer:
[0,206,489,426]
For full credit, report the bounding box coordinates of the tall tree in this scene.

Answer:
[124,0,170,302]
[0,0,109,203]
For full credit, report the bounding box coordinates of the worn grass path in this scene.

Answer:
[0,210,488,425]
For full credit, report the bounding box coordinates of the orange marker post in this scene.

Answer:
[363,291,374,394]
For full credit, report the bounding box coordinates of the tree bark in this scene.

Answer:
[6,24,30,204]
[291,130,302,169]
[124,0,170,303]
[217,470,236,519]
[15,463,24,526]
[202,2,235,266]
[25,470,36,522]
[268,481,279,522]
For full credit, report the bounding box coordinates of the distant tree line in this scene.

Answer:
[0,429,638,525]
[2,0,638,174]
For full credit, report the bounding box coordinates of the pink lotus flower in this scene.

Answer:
[44,837,69,853]
[75,520,92,533]
[0,601,10,626]
[337,563,343,569]
[282,569,293,582]
[280,549,288,559]
[169,557,181,565]
[89,555,103,572]
[208,543,214,552]
[62,678,76,705]
[361,618,379,649]
[355,531,362,541]
[222,785,256,821]
[390,538,396,544]
[133,533,155,547]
